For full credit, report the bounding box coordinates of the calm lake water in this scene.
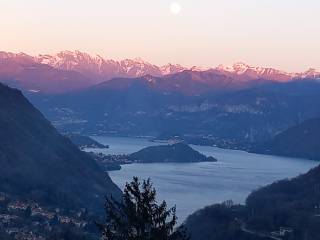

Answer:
[88,136,319,223]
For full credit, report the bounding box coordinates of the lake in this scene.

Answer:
[88,136,319,223]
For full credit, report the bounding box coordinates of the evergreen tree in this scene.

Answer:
[99,177,189,240]
[24,206,32,218]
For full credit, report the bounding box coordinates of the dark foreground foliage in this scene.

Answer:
[185,201,269,240]
[98,177,189,240]
[246,164,320,240]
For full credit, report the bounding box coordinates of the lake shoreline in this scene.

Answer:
[85,135,318,223]
[87,134,317,163]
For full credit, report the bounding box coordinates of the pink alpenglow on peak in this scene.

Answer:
[160,64,187,75]
[0,50,319,94]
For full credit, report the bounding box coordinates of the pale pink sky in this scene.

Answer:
[1,0,319,72]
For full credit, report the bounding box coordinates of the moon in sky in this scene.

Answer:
[170,2,182,15]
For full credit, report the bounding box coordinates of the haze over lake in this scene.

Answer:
[89,136,318,222]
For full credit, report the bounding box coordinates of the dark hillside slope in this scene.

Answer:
[245,164,320,239]
[185,164,320,240]
[0,83,121,213]
[255,118,320,160]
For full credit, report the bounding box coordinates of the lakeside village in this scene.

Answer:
[0,192,89,240]
[88,152,132,171]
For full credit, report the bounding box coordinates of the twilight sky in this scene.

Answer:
[1,0,319,71]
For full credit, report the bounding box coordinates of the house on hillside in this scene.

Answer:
[271,227,293,238]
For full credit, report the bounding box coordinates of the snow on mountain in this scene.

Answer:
[217,62,291,76]
[1,50,319,82]
[35,51,187,82]
[0,51,35,65]
[298,68,320,79]
[0,51,93,93]
[37,50,118,82]
[217,62,251,75]
[119,58,162,77]
[215,62,319,80]
[190,66,211,72]
[160,63,186,75]
[37,50,104,69]
[1,50,319,93]
[216,62,296,81]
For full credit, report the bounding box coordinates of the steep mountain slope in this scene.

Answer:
[0,83,121,213]
[256,119,320,160]
[245,164,320,239]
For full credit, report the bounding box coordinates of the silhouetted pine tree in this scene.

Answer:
[99,177,189,240]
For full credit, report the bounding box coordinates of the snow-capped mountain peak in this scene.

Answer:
[36,51,190,79]
[190,65,211,72]
[230,62,251,74]
[160,63,186,75]
[298,68,320,79]
[215,62,298,81]
[1,50,320,93]
[217,62,262,75]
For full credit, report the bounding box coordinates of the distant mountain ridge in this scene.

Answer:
[28,77,320,150]
[0,51,92,93]
[1,50,319,93]
[34,51,320,81]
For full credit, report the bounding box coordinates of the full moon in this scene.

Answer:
[170,2,182,15]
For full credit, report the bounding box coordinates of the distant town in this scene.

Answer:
[0,192,90,240]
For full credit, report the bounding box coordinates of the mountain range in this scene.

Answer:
[1,50,319,93]
[3,50,320,152]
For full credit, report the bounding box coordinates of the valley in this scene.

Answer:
[1,53,320,239]
[2,1,320,238]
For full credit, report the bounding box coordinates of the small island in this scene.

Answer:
[129,143,217,163]
[88,143,217,171]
